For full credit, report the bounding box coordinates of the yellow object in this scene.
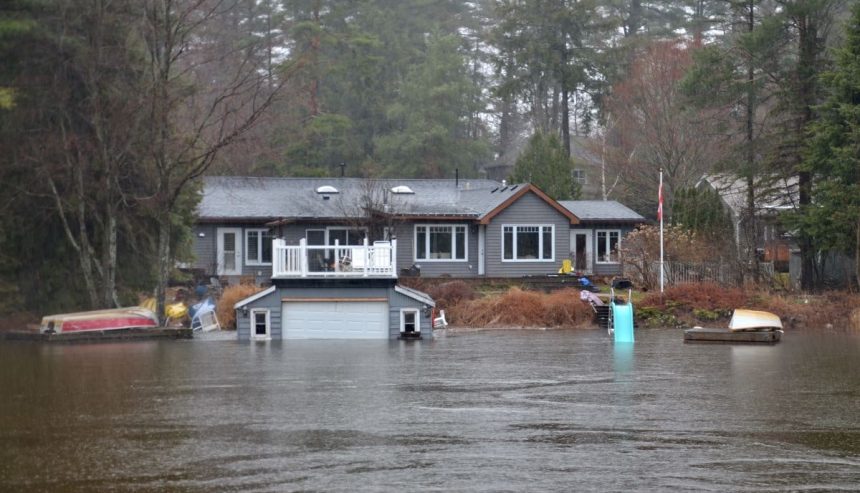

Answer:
[140,298,156,312]
[558,259,572,274]
[166,302,188,319]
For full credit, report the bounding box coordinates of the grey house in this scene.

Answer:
[193,176,643,282]
[192,176,643,340]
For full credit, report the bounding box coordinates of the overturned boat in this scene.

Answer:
[684,309,782,344]
[40,307,159,334]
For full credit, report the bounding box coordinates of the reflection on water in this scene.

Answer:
[1,330,859,492]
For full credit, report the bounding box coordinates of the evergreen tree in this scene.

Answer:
[509,132,578,200]
[797,2,860,288]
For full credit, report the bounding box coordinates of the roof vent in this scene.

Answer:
[501,179,507,187]
[315,185,339,194]
[391,185,415,194]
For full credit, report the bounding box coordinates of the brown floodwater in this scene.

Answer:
[0,329,858,492]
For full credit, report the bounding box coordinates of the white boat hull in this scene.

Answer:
[729,309,782,331]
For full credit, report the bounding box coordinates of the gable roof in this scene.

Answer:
[558,200,645,223]
[697,174,798,217]
[198,177,580,224]
[480,184,579,224]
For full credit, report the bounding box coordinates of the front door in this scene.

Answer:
[217,228,242,275]
[570,229,592,274]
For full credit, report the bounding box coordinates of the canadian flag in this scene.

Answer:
[657,180,663,222]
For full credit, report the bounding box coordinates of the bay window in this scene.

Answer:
[415,225,467,261]
[596,230,621,263]
[246,229,273,265]
[502,225,554,261]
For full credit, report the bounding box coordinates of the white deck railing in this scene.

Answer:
[272,238,397,278]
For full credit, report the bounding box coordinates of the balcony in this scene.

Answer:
[272,238,398,279]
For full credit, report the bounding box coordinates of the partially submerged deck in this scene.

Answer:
[1,327,193,343]
[684,327,781,344]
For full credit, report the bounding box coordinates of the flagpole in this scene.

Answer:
[659,168,665,294]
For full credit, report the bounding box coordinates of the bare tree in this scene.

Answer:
[140,0,300,322]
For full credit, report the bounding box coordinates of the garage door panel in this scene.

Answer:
[283,301,388,339]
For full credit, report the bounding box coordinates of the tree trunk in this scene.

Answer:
[155,211,171,326]
[102,199,118,307]
[561,85,571,157]
[855,219,860,290]
[797,13,818,292]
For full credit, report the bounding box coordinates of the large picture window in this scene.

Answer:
[246,229,273,265]
[596,230,621,263]
[415,225,467,261]
[502,225,554,261]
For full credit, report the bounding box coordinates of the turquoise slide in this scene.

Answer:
[612,302,635,343]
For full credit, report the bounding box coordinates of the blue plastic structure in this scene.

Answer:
[610,278,635,343]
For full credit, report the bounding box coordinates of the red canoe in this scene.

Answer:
[40,307,159,334]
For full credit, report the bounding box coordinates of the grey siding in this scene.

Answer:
[236,288,282,340]
[587,223,635,277]
[391,222,480,278]
[388,288,433,338]
[192,224,217,272]
[191,223,273,281]
[485,192,572,277]
[235,284,433,340]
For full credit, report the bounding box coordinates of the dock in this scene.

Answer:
[684,327,781,344]
[0,327,193,343]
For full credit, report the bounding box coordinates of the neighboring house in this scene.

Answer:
[481,136,606,199]
[696,174,798,263]
[558,200,646,276]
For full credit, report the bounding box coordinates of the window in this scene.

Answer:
[502,225,554,261]
[415,225,467,261]
[596,230,621,263]
[400,309,420,334]
[572,169,587,184]
[246,229,273,265]
[327,227,366,246]
[251,309,270,339]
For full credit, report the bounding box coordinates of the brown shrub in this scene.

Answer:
[448,287,592,329]
[217,284,263,330]
[640,282,747,311]
[427,280,476,310]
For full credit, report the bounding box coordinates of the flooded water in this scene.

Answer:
[1,329,859,492]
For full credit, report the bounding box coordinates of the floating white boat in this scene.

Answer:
[728,309,783,331]
[685,309,782,344]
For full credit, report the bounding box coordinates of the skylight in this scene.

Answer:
[390,185,415,194]
[315,185,339,194]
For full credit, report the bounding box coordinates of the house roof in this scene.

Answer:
[696,174,798,217]
[199,176,580,224]
[558,200,645,223]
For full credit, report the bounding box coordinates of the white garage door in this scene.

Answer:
[282,301,389,339]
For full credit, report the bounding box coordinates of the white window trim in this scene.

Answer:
[400,308,421,334]
[596,229,622,264]
[245,229,272,266]
[414,224,469,262]
[250,308,271,340]
[501,224,556,263]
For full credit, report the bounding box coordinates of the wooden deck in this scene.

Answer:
[1,327,193,343]
[684,327,781,344]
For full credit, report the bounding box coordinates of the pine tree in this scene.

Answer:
[799,2,860,288]
[510,132,577,200]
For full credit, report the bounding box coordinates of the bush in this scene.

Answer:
[448,287,592,329]
[427,280,476,310]
[640,282,747,311]
[216,284,263,330]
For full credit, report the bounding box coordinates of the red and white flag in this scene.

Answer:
[657,180,663,222]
